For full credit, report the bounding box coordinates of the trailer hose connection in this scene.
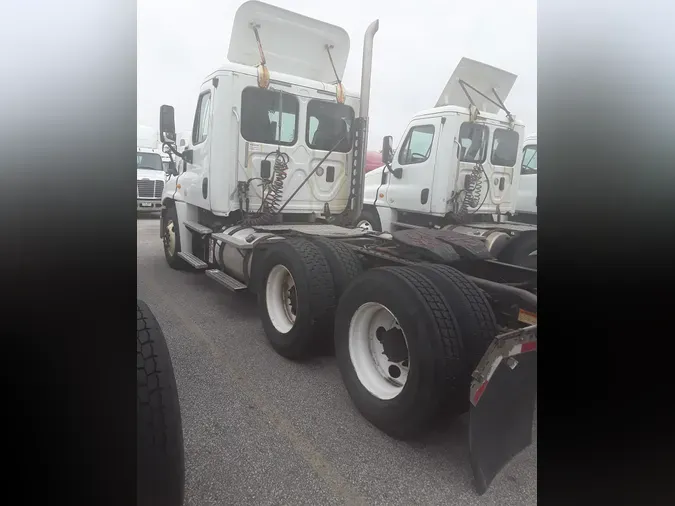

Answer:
[454,163,490,220]
[242,150,290,226]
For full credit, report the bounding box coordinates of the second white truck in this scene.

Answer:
[358,60,537,268]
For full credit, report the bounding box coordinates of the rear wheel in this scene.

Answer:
[335,267,468,439]
[412,264,498,414]
[258,239,335,359]
[312,238,364,350]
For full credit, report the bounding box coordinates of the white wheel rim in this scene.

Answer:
[357,220,373,231]
[165,221,176,256]
[348,302,409,400]
[266,265,297,334]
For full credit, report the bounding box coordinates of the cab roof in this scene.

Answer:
[206,62,358,99]
[413,104,525,127]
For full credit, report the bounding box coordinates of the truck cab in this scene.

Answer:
[363,58,526,231]
[359,58,536,266]
[160,0,363,232]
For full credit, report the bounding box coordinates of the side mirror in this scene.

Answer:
[182,149,193,165]
[160,105,176,143]
[382,136,394,164]
[165,161,178,176]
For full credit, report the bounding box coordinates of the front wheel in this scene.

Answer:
[355,207,382,232]
[162,206,187,270]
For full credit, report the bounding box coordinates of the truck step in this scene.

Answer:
[177,252,208,270]
[205,269,247,292]
[184,221,213,235]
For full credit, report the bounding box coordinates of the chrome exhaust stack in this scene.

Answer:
[347,19,379,224]
[359,20,379,119]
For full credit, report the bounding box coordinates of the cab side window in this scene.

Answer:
[192,92,212,145]
[398,125,435,165]
[458,122,489,163]
[521,145,537,175]
[241,87,299,145]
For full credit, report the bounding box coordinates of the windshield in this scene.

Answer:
[137,152,163,171]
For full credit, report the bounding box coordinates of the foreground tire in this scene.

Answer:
[137,300,185,506]
[334,267,468,439]
[162,206,187,270]
[258,238,335,360]
[412,264,497,369]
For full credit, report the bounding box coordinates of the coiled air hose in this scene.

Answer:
[454,163,490,220]
[242,151,290,226]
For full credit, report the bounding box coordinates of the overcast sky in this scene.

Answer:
[138,0,537,149]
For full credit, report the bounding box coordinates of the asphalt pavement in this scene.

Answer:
[137,217,537,506]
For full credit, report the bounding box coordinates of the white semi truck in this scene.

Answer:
[357,59,537,269]
[158,1,537,494]
[137,146,166,214]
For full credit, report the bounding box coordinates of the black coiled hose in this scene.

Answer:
[454,163,489,219]
[242,151,290,226]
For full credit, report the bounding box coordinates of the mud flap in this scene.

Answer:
[468,325,537,494]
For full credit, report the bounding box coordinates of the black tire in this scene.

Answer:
[498,233,537,269]
[162,206,187,270]
[312,239,363,299]
[334,267,468,439]
[356,206,382,232]
[257,238,335,360]
[412,264,497,369]
[312,238,364,352]
[137,300,185,506]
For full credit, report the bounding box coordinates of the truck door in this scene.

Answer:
[517,143,537,214]
[385,117,441,214]
[182,85,213,208]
